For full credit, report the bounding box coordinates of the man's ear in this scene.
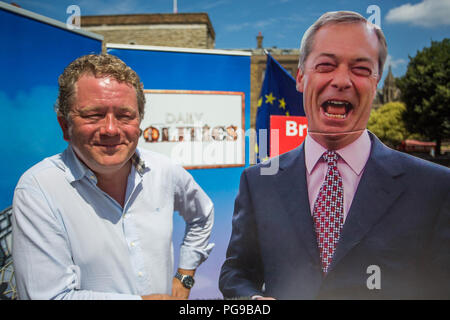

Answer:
[296,68,305,93]
[57,116,71,142]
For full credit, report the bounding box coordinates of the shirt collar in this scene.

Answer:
[131,148,147,176]
[62,145,148,183]
[305,129,371,176]
[62,145,90,183]
[305,135,327,175]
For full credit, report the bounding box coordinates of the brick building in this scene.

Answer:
[80,13,215,50]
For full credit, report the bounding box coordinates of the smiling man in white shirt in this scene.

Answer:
[12,53,214,300]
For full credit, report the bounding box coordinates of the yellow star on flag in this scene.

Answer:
[285,111,290,116]
[278,98,286,110]
[265,93,276,105]
[257,97,262,108]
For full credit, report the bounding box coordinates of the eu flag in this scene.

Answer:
[255,53,304,162]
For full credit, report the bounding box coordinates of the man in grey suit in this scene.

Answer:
[219,11,450,299]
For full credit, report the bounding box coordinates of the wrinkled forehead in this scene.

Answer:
[314,21,378,45]
[309,22,380,61]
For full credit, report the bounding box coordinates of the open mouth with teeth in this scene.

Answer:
[321,100,353,119]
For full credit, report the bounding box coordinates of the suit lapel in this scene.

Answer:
[328,134,406,271]
[273,145,321,264]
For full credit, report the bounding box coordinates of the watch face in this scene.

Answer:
[183,276,195,289]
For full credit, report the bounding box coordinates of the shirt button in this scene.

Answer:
[138,272,143,277]
[130,242,135,247]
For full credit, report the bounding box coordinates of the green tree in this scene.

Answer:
[368,102,411,148]
[397,39,450,155]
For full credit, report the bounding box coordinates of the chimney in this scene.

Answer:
[257,32,263,49]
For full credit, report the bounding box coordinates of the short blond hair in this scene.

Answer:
[55,53,145,120]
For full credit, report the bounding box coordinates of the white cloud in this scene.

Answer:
[384,54,407,72]
[225,18,279,32]
[182,0,229,11]
[201,0,229,10]
[224,22,251,32]
[386,0,450,27]
[77,0,141,15]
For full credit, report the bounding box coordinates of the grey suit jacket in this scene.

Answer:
[219,133,450,299]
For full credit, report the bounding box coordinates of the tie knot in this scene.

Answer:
[323,151,339,165]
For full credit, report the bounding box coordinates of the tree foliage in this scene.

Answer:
[397,38,450,154]
[368,102,412,148]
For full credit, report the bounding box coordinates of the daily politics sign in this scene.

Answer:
[139,90,245,169]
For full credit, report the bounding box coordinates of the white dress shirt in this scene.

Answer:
[12,146,214,299]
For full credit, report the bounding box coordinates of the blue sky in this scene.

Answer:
[10,0,450,85]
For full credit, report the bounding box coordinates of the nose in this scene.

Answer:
[331,65,352,91]
[100,114,120,136]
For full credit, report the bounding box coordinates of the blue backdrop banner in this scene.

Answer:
[0,3,102,210]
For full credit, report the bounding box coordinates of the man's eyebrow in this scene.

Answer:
[116,106,137,114]
[77,105,104,113]
[354,57,375,64]
[78,105,135,112]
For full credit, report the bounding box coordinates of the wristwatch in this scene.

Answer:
[175,272,195,289]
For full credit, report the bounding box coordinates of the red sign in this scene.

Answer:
[270,115,308,157]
